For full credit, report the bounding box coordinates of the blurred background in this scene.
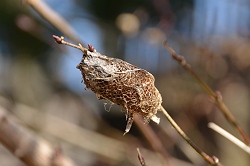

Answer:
[0,0,250,165]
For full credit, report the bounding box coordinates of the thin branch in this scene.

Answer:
[53,35,87,52]
[24,0,82,44]
[134,116,169,165]
[0,105,76,166]
[208,122,250,154]
[160,106,222,166]
[163,41,250,145]
[137,148,146,166]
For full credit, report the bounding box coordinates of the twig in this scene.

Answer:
[160,106,222,166]
[134,116,169,165]
[163,41,250,145]
[208,122,250,154]
[0,105,76,166]
[137,148,146,166]
[53,35,87,52]
[24,0,81,44]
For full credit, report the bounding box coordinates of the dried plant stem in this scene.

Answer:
[0,106,76,166]
[163,41,250,145]
[53,35,87,52]
[137,148,147,166]
[24,0,81,44]
[134,116,169,165]
[160,106,222,166]
[208,122,250,154]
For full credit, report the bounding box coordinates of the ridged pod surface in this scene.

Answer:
[77,46,162,134]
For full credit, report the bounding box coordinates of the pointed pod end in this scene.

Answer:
[123,116,134,135]
[150,115,160,124]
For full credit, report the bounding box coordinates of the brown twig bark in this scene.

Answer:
[163,41,250,145]
[160,106,222,166]
[0,106,76,166]
[137,148,146,166]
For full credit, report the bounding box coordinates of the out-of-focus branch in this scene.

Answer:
[13,103,190,165]
[24,0,81,44]
[0,105,76,166]
[163,41,250,145]
[208,122,250,154]
[134,116,169,165]
[14,103,127,162]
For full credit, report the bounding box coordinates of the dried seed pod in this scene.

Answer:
[76,44,162,134]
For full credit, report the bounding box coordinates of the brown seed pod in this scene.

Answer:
[53,35,162,134]
[76,45,162,134]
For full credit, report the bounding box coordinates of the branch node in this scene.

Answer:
[212,156,219,164]
[53,35,63,44]
[215,91,223,101]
